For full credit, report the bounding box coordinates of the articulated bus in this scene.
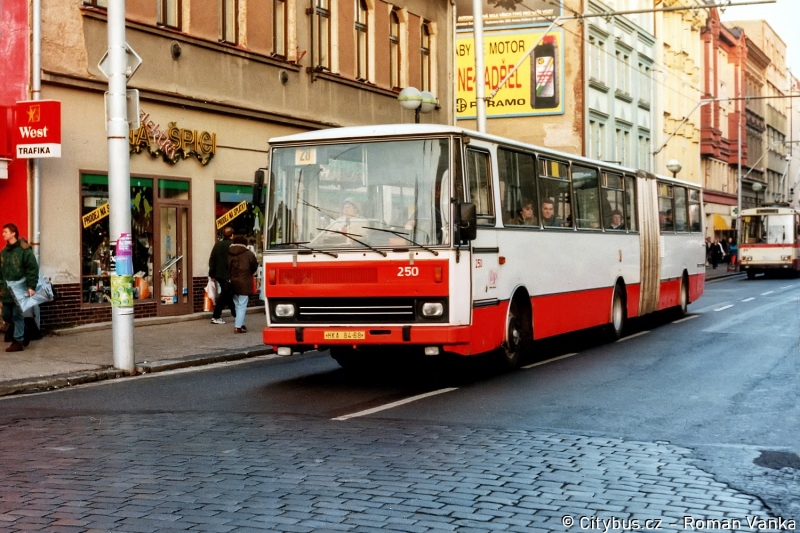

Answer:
[739,205,800,279]
[260,125,705,368]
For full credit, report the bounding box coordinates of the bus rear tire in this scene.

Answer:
[501,301,523,369]
[676,277,689,318]
[608,287,626,340]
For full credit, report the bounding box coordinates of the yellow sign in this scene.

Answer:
[456,29,564,120]
[216,201,248,229]
[82,203,110,228]
[323,331,366,340]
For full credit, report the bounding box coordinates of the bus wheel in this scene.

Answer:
[746,270,756,280]
[677,277,689,317]
[608,287,626,340]
[502,302,522,369]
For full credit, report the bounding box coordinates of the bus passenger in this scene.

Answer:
[541,199,562,227]
[607,210,624,230]
[514,199,537,226]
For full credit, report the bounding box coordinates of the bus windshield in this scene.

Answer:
[743,214,795,244]
[267,138,451,250]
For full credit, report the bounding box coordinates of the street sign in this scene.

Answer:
[98,43,143,80]
[103,89,141,130]
[14,100,61,158]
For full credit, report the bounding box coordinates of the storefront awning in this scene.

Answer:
[713,214,729,231]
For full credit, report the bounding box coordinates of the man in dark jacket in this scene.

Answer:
[227,236,258,333]
[208,225,236,324]
[1,223,39,352]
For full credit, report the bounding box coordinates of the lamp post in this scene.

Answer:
[398,87,437,123]
[666,159,682,179]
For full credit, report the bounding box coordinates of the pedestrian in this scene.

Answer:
[710,238,725,269]
[705,237,712,266]
[208,225,236,324]
[227,235,258,333]
[0,223,39,352]
[727,237,738,268]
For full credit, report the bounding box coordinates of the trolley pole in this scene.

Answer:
[106,0,135,372]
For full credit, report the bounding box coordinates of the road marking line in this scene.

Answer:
[331,388,458,421]
[616,331,650,342]
[672,315,698,324]
[761,291,774,295]
[741,297,755,302]
[714,304,734,311]
[780,285,794,290]
[521,352,579,369]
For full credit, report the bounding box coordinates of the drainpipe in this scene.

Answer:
[31,0,41,263]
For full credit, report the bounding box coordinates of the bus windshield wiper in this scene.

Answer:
[316,228,387,257]
[274,241,338,258]
[362,227,439,256]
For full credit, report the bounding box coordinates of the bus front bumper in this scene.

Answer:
[263,325,473,355]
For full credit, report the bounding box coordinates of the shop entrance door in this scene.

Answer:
[156,204,192,316]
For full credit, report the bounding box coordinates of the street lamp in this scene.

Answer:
[752,182,763,207]
[398,87,437,123]
[666,159,682,179]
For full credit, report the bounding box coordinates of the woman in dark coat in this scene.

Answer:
[227,236,258,333]
[710,238,725,269]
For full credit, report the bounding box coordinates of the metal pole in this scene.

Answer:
[737,107,742,234]
[471,0,486,133]
[31,0,41,264]
[107,0,135,372]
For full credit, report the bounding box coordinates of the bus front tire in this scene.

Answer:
[608,287,626,340]
[330,347,361,369]
[746,270,756,280]
[502,302,523,369]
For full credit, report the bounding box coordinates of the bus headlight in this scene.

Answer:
[421,302,444,317]
[275,303,296,317]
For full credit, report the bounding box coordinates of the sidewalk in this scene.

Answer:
[0,308,273,397]
[0,266,742,398]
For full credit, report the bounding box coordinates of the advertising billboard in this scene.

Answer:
[456,0,561,30]
[456,29,565,119]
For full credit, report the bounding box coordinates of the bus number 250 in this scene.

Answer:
[398,267,419,277]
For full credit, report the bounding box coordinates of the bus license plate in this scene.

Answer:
[324,331,366,340]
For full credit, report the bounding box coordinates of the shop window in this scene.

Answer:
[215,183,266,254]
[81,175,154,305]
[158,0,181,29]
[159,179,190,200]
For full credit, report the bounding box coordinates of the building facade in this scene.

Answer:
[731,20,790,208]
[17,0,454,328]
[699,9,745,239]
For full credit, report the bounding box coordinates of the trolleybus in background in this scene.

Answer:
[260,125,705,368]
[739,205,800,279]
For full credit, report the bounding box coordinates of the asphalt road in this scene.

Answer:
[1,274,798,531]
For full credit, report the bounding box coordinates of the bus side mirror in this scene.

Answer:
[459,202,477,242]
[253,169,266,208]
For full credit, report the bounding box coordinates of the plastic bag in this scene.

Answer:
[7,276,54,313]
[205,277,217,304]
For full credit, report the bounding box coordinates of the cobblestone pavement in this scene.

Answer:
[0,413,784,533]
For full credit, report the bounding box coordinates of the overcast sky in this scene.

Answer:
[720,0,800,78]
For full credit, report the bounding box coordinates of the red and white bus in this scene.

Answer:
[260,125,705,367]
[739,205,800,279]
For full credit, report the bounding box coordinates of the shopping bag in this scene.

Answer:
[205,277,217,304]
[7,276,54,313]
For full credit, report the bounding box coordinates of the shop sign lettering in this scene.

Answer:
[82,202,110,228]
[129,111,217,165]
[216,201,248,229]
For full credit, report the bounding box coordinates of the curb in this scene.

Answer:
[706,270,746,282]
[0,346,274,398]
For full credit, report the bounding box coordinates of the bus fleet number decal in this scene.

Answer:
[398,267,419,277]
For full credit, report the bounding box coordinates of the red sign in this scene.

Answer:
[14,100,61,158]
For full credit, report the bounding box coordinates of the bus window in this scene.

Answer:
[538,158,572,228]
[674,186,688,232]
[624,175,637,231]
[466,149,495,225]
[657,182,674,232]
[603,172,626,231]
[688,189,701,232]
[498,148,538,226]
[572,165,601,229]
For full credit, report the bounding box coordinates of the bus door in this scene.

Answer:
[465,146,501,305]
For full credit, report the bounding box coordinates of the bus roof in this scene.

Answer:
[268,124,700,189]
[741,206,799,216]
